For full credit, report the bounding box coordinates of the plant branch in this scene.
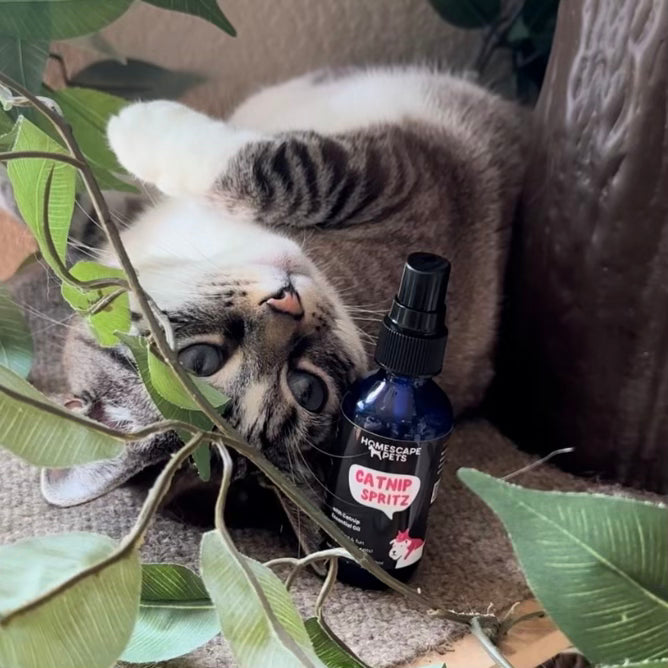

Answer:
[212,440,234,532]
[0,432,205,626]
[503,448,574,481]
[315,558,338,618]
[210,440,320,668]
[471,617,514,668]
[498,610,545,636]
[313,558,375,668]
[43,168,129,291]
[0,73,496,629]
[124,432,205,547]
[0,150,85,169]
[264,547,351,570]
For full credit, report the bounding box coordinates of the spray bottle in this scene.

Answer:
[324,252,454,588]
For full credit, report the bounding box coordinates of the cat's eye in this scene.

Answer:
[287,370,328,413]
[178,343,225,377]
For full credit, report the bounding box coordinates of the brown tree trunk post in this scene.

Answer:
[493,0,668,491]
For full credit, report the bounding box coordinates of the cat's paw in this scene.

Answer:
[107,101,259,196]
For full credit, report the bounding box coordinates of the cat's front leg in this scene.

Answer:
[107,100,261,197]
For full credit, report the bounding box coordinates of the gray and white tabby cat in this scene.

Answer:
[14,67,527,511]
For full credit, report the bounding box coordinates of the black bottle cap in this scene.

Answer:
[375,252,450,377]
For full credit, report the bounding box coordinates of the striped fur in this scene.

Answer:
[24,66,528,510]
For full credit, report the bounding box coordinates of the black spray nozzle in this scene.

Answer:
[397,252,451,313]
[375,252,450,377]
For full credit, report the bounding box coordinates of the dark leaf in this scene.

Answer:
[69,58,206,101]
[428,0,501,29]
[142,0,236,35]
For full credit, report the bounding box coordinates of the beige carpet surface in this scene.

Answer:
[0,418,633,668]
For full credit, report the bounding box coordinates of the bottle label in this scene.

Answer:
[326,415,451,571]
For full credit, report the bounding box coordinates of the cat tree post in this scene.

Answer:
[495,0,668,491]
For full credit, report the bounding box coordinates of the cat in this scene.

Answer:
[7,67,528,530]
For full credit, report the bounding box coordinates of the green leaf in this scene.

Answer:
[200,530,326,668]
[148,345,228,410]
[428,0,500,28]
[116,333,214,434]
[69,58,206,101]
[0,36,48,94]
[191,441,212,482]
[0,364,125,466]
[121,563,220,663]
[143,0,236,35]
[0,1,135,40]
[61,261,130,347]
[50,86,137,192]
[0,532,141,668]
[117,334,215,481]
[0,283,32,377]
[506,16,530,45]
[458,469,668,664]
[7,116,76,265]
[305,618,367,668]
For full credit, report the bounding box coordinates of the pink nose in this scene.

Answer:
[266,287,304,318]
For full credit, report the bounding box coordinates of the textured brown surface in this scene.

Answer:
[1,419,620,668]
[494,0,668,491]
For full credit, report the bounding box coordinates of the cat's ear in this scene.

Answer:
[107,100,260,197]
[40,452,148,507]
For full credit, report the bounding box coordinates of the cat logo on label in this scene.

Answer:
[388,529,424,568]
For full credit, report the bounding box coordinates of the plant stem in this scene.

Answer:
[315,558,338,618]
[0,432,205,625]
[43,168,129,291]
[210,440,320,668]
[0,150,85,169]
[264,547,350,570]
[212,440,234,532]
[503,448,574,481]
[0,72,496,629]
[124,432,205,547]
[498,610,545,636]
[471,617,514,668]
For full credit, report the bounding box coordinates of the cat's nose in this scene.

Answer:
[265,285,304,318]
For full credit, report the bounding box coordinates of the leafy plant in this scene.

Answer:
[0,0,236,194]
[429,0,560,102]
[0,73,482,668]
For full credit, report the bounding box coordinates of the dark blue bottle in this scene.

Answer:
[324,253,454,589]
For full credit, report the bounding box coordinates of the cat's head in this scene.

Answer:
[41,128,367,508]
